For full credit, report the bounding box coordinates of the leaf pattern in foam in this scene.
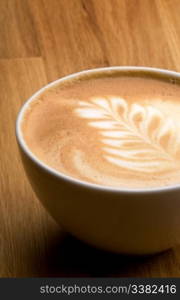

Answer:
[75,97,180,173]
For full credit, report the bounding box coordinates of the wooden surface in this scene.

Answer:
[1,0,180,277]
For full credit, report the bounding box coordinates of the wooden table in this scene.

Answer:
[1,0,180,277]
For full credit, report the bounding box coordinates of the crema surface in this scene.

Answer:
[22,75,180,188]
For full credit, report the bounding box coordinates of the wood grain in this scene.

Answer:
[1,0,180,277]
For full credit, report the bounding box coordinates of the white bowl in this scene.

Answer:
[16,66,180,254]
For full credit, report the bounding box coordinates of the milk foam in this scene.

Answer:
[75,97,179,173]
[22,76,180,188]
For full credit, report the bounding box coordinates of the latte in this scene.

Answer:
[21,72,180,188]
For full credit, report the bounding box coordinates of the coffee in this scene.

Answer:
[22,72,180,189]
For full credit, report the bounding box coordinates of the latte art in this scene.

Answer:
[75,97,179,173]
[22,75,180,188]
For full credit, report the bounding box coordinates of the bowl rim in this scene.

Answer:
[16,66,180,194]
